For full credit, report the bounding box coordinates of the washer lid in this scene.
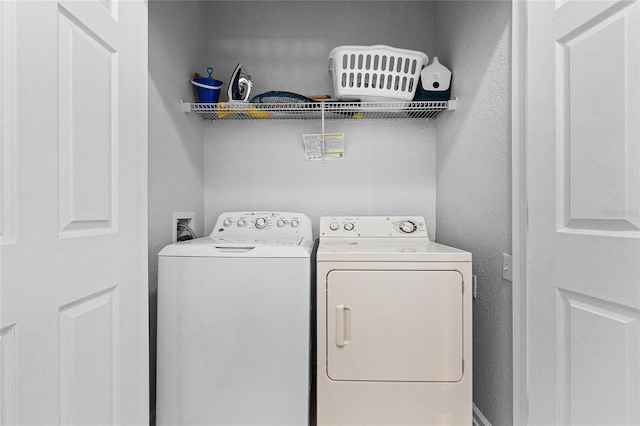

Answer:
[211,237,304,246]
[317,238,471,262]
[158,236,312,258]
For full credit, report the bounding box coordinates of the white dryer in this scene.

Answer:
[156,212,313,426]
[316,216,472,425]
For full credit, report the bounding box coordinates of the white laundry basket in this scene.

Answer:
[328,45,429,102]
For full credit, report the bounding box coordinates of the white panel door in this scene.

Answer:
[527,1,640,424]
[0,1,148,424]
[326,270,463,382]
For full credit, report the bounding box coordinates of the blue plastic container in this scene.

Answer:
[191,77,223,103]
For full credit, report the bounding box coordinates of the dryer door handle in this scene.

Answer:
[335,304,351,347]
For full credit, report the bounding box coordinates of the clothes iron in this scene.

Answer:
[227,64,253,102]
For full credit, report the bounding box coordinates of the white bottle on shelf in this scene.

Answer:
[415,57,452,101]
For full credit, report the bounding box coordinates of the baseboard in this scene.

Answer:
[472,403,492,426]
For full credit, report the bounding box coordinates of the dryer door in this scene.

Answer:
[326,270,463,382]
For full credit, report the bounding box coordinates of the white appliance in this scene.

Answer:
[156,212,313,426]
[316,216,472,425]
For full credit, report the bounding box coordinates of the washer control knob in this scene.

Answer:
[277,219,286,228]
[290,220,299,228]
[329,221,339,231]
[237,219,246,227]
[399,220,417,234]
[223,219,232,227]
[344,222,355,231]
[255,218,267,229]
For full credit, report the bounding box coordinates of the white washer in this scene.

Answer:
[316,216,472,425]
[156,212,313,426]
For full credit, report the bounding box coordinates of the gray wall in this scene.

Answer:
[148,1,208,420]
[435,2,512,424]
[203,1,438,237]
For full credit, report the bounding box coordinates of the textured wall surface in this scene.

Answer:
[206,1,437,102]
[435,2,512,424]
[148,1,208,419]
[204,120,437,238]
[203,1,438,237]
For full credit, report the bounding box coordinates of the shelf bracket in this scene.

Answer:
[182,101,191,113]
[321,101,326,160]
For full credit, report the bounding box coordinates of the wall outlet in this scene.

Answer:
[502,253,513,282]
[172,212,195,243]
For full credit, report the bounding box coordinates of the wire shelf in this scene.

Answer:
[183,100,455,121]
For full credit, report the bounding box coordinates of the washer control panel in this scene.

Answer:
[211,212,311,238]
[320,216,429,239]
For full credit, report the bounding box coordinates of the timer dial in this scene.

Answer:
[255,218,267,229]
[399,220,417,234]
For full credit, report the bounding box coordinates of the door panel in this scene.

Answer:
[0,1,148,424]
[58,4,118,237]
[527,1,640,424]
[326,270,463,382]
[59,287,119,425]
[557,290,639,425]
[0,325,17,425]
[556,1,640,234]
[0,0,17,245]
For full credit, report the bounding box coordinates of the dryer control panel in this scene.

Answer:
[320,216,428,239]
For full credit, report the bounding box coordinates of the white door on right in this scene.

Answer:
[527,1,640,424]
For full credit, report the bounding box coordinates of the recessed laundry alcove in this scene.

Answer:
[148,1,512,424]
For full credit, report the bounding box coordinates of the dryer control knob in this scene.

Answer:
[399,220,417,233]
[223,219,232,227]
[255,218,267,229]
[237,219,246,227]
[344,222,355,231]
[290,220,299,228]
[329,221,339,231]
[277,219,286,228]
